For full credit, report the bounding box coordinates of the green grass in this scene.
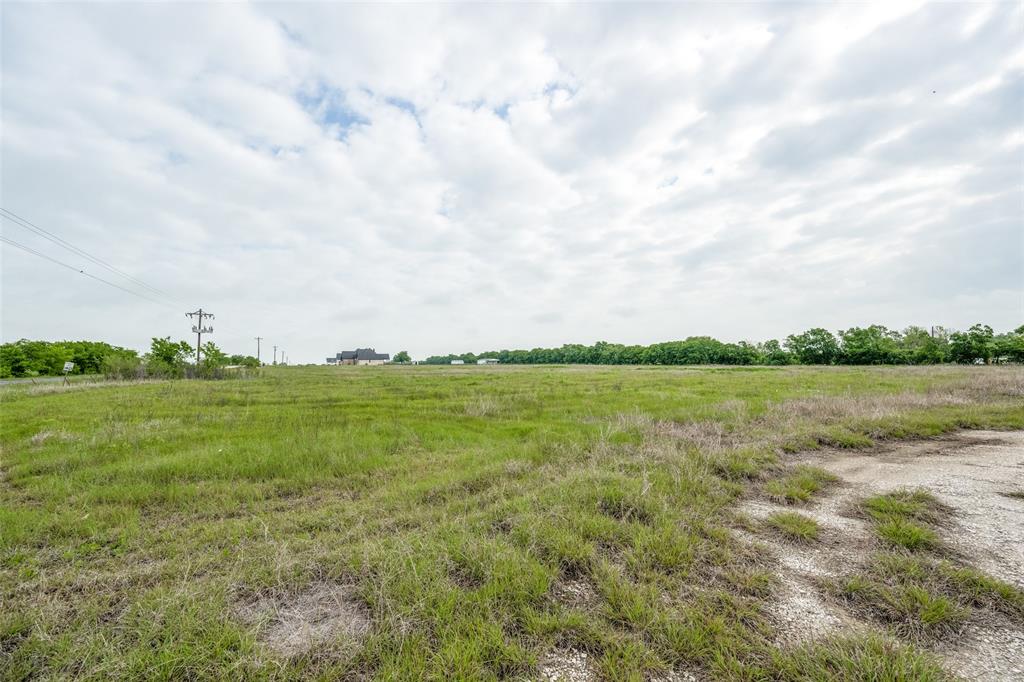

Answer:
[862,489,947,525]
[860,489,948,551]
[836,574,968,640]
[1,364,1022,679]
[832,549,1024,640]
[769,633,952,681]
[874,518,940,551]
[766,511,820,542]
[764,465,838,504]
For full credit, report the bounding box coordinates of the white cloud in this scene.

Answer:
[2,2,1021,361]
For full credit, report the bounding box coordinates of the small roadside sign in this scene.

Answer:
[63,361,75,373]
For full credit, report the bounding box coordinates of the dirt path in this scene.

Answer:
[742,430,1024,681]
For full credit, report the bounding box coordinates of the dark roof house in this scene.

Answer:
[328,348,390,365]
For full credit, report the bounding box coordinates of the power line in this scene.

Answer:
[0,207,176,302]
[0,234,177,309]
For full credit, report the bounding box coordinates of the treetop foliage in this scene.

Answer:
[423,323,1023,366]
[0,337,259,379]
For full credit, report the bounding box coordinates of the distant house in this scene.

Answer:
[450,359,465,365]
[327,348,390,366]
[477,358,499,365]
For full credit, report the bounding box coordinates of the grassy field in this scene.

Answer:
[2,364,1022,680]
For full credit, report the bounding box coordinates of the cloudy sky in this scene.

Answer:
[2,2,1021,362]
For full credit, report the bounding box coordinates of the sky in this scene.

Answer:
[1,2,1022,362]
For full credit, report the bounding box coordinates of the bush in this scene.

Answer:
[101,354,144,381]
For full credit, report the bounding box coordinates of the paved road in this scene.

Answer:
[0,375,83,386]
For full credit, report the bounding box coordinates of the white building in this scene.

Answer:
[477,358,499,364]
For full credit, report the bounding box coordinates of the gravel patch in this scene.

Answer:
[737,500,861,643]
[806,430,1024,588]
[537,648,596,682]
[770,429,1024,679]
[944,616,1024,682]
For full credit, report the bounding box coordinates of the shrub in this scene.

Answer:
[101,354,143,381]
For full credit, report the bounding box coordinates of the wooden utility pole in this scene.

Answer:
[255,336,263,365]
[186,308,214,364]
[273,345,278,365]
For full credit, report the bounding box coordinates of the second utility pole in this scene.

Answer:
[186,308,215,365]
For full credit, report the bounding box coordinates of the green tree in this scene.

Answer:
[393,350,411,363]
[200,341,227,367]
[993,329,1024,363]
[784,328,840,364]
[900,326,947,364]
[0,339,137,377]
[838,325,904,364]
[948,324,995,364]
[145,337,192,377]
[758,339,793,365]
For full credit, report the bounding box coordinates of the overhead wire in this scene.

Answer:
[0,207,176,301]
[0,234,178,309]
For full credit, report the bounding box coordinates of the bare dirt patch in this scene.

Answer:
[741,430,1024,680]
[241,582,370,658]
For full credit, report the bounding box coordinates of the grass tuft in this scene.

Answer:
[938,564,1024,621]
[862,488,947,525]
[770,633,952,680]
[832,550,1024,642]
[874,518,939,551]
[766,511,820,543]
[836,577,967,639]
[764,465,837,504]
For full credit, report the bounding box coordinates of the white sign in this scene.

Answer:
[63,361,75,373]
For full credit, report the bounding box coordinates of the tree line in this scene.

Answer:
[422,324,1024,367]
[0,338,260,379]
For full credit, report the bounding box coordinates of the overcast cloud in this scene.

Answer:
[2,2,1021,362]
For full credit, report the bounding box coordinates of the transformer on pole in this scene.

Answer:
[186,308,215,364]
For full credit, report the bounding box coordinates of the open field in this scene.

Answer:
[2,365,1023,680]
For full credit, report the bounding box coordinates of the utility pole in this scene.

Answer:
[186,308,214,365]
[255,336,263,365]
[273,345,278,365]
